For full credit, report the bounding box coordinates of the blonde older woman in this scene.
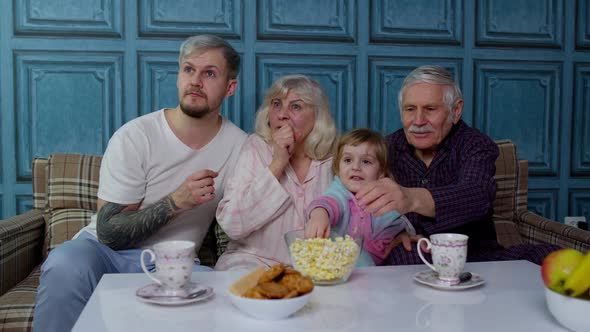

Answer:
[215,74,338,270]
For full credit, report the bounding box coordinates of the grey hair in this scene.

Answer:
[254,74,337,160]
[398,65,462,113]
[178,34,240,79]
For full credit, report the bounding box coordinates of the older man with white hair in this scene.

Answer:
[357,65,559,265]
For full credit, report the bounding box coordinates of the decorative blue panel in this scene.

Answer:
[572,64,590,175]
[258,0,355,41]
[138,53,243,129]
[139,0,241,38]
[15,52,123,181]
[476,0,563,48]
[528,190,558,220]
[569,191,590,221]
[371,0,461,44]
[576,0,590,48]
[257,56,355,132]
[14,0,122,37]
[369,59,462,135]
[16,195,33,214]
[475,61,560,176]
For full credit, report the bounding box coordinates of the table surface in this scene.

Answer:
[73,260,566,332]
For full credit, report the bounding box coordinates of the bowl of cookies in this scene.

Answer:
[285,229,362,285]
[228,264,314,320]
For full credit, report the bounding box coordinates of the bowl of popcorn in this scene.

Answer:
[285,229,362,285]
[228,264,314,320]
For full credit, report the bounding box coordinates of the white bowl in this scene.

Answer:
[545,287,590,332]
[228,291,312,320]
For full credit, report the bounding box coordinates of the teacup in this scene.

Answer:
[417,233,468,285]
[140,240,195,293]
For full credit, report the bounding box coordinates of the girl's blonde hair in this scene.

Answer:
[332,128,391,178]
[254,74,337,160]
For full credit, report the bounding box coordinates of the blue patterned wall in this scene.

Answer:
[1,0,589,224]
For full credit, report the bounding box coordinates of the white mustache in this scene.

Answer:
[408,125,435,133]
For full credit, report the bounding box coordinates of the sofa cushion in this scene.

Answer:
[0,266,39,332]
[43,209,93,259]
[32,158,48,210]
[46,154,101,211]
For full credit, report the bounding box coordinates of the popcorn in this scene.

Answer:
[289,235,360,281]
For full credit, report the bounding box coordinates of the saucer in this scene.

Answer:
[413,270,485,291]
[136,282,214,305]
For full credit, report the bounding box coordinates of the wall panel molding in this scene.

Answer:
[528,190,558,221]
[257,55,355,131]
[14,52,123,181]
[138,52,244,129]
[569,191,590,221]
[572,63,590,175]
[369,58,462,134]
[139,0,241,38]
[16,195,33,215]
[258,0,355,41]
[476,0,563,48]
[15,0,122,37]
[371,0,462,44]
[576,0,590,48]
[475,61,561,176]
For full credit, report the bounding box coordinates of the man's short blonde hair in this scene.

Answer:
[254,75,337,160]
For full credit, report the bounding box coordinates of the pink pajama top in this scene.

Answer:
[215,134,333,270]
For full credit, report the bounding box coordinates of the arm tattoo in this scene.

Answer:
[96,196,180,250]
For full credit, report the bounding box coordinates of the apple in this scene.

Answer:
[541,248,584,294]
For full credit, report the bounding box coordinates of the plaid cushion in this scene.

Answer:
[0,266,39,332]
[43,209,93,259]
[32,159,48,210]
[214,222,230,258]
[493,140,517,219]
[46,154,101,210]
[492,140,524,247]
[0,211,44,297]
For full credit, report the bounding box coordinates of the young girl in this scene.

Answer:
[304,128,414,266]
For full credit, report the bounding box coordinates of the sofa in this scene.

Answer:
[1,141,590,331]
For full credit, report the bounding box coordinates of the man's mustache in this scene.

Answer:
[408,125,435,133]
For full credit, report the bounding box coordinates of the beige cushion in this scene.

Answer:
[46,154,102,210]
[43,209,93,258]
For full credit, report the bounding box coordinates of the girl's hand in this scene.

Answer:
[305,208,331,238]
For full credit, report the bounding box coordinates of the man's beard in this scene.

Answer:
[179,101,211,119]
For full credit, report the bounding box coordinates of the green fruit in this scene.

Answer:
[541,248,584,294]
[564,250,590,297]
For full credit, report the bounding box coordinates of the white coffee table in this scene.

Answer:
[73,260,566,332]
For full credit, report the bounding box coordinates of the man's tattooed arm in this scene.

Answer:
[96,196,181,250]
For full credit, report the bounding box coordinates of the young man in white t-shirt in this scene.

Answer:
[34,35,247,332]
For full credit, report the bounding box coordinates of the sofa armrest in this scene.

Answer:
[517,210,590,253]
[0,209,45,296]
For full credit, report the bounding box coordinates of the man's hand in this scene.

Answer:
[170,169,218,210]
[356,178,435,218]
[384,231,430,257]
[355,177,411,216]
[305,208,331,238]
[269,125,295,178]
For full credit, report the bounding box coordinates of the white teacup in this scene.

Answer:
[417,233,468,285]
[140,240,195,293]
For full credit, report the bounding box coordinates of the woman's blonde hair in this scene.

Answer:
[332,128,391,178]
[254,74,337,160]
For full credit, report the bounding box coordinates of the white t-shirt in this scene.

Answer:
[76,109,247,250]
